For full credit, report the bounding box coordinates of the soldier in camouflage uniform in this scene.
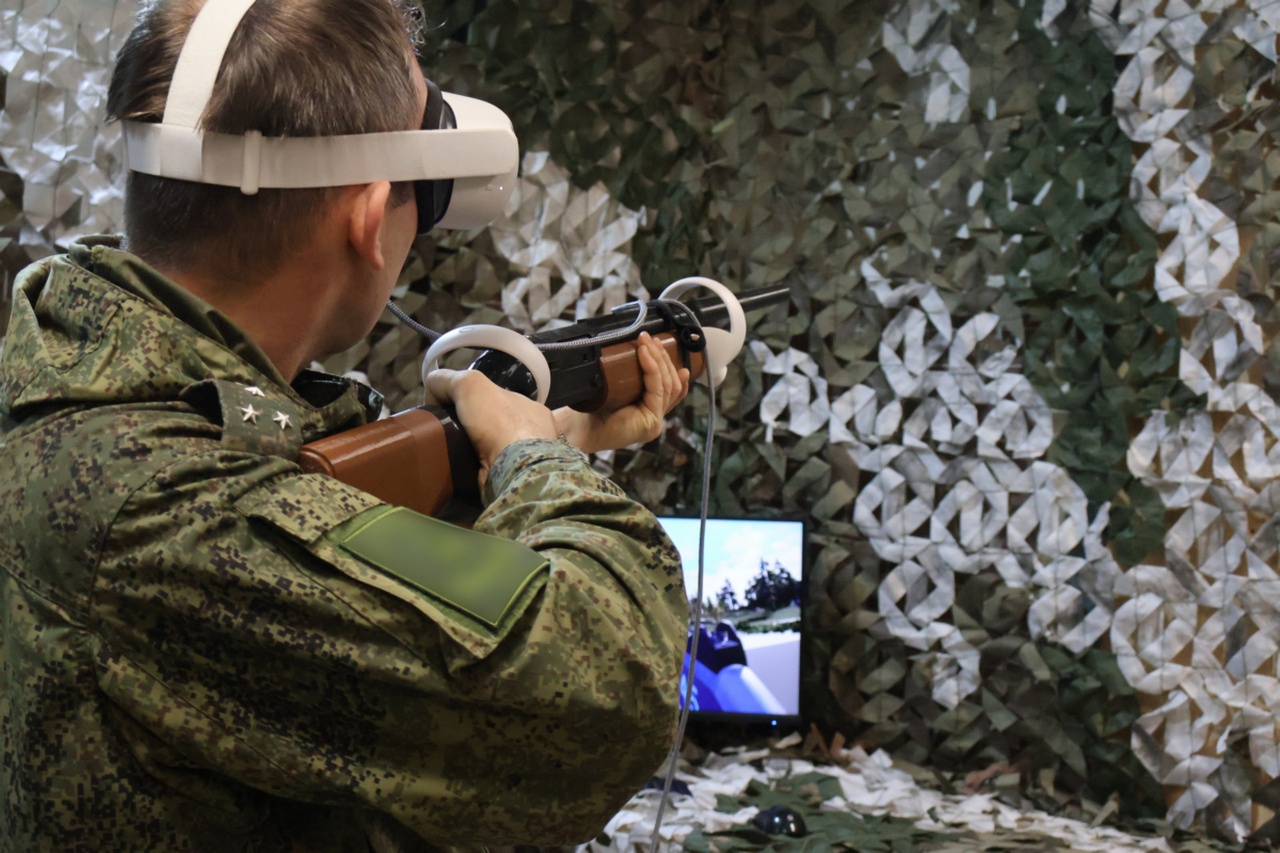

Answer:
[0,0,690,850]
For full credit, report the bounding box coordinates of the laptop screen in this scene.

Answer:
[655,516,807,725]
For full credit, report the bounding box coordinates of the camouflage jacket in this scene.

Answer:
[0,237,687,852]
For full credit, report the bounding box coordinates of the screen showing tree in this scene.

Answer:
[657,517,806,718]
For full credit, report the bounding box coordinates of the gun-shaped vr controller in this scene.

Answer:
[297,282,789,518]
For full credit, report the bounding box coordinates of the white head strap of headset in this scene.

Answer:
[120,0,518,227]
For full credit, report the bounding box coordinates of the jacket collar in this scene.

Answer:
[0,236,381,438]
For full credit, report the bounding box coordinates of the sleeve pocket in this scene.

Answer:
[236,474,547,661]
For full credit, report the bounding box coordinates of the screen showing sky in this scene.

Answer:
[657,517,805,605]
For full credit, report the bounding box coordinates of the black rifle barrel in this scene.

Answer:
[467,283,791,408]
[524,283,790,346]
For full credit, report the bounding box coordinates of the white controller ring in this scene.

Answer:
[420,324,552,405]
[659,277,746,387]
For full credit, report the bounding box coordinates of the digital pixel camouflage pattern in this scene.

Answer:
[0,237,688,852]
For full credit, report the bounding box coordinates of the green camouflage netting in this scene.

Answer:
[5,0,1280,843]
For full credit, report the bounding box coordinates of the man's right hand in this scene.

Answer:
[424,369,560,488]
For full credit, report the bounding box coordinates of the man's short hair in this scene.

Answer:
[107,0,423,280]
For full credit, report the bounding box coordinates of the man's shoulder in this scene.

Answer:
[3,394,325,522]
[0,401,221,609]
[6,399,218,474]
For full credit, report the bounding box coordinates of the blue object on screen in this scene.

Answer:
[656,517,806,722]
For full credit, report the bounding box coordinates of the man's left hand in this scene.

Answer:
[553,332,691,454]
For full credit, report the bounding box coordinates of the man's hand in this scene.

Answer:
[553,332,691,454]
[425,369,560,487]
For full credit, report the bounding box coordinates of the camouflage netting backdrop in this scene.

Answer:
[6,0,1280,842]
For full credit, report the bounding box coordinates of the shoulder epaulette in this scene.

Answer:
[181,378,303,457]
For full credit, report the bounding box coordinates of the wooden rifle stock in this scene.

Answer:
[297,405,480,519]
[296,285,787,517]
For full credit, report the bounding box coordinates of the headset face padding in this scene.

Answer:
[415,78,455,234]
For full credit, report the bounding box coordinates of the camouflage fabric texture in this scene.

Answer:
[0,237,688,851]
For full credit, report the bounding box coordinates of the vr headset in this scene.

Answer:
[120,0,519,233]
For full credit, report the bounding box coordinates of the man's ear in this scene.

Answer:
[347,181,392,271]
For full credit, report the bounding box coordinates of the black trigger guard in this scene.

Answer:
[466,350,539,399]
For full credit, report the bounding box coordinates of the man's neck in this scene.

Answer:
[134,183,394,382]
[155,260,338,382]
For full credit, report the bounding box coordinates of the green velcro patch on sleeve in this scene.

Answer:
[337,507,549,629]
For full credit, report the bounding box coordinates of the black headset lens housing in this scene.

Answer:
[414,78,455,234]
